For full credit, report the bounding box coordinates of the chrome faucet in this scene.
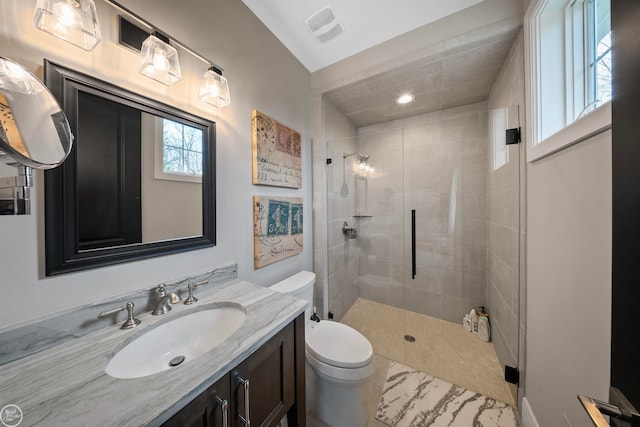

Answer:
[98,301,141,329]
[183,279,208,305]
[152,284,181,315]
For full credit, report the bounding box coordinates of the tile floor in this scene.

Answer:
[306,298,516,427]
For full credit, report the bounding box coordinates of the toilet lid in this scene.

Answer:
[305,321,373,369]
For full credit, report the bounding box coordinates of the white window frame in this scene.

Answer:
[525,0,612,162]
[154,117,203,183]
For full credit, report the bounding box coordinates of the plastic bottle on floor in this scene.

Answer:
[477,306,491,342]
[469,309,479,333]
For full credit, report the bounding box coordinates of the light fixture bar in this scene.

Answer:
[105,0,223,73]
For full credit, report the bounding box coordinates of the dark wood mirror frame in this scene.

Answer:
[44,60,216,276]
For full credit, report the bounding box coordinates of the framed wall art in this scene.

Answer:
[253,195,303,269]
[251,110,301,188]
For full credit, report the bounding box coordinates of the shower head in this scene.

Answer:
[343,152,371,161]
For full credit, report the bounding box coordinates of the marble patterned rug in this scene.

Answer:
[376,361,518,427]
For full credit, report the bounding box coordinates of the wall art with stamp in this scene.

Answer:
[251,110,301,188]
[253,195,303,269]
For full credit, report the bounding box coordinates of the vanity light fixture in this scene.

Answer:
[396,94,415,104]
[33,0,102,51]
[198,66,231,108]
[139,32,182,86]
[113,11,231,107]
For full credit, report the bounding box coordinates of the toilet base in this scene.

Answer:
[306,360,369,427]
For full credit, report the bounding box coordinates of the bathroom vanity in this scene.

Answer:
[164,319,299,427]
[0,279,307,427]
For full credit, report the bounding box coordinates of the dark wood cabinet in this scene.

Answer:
[161,314,305,427]
[163,375,230,427]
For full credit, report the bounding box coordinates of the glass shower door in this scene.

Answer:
[325,128,406,322]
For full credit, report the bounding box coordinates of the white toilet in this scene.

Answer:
[270,271,374,427]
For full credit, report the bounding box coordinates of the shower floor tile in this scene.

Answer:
[340,298,516,408]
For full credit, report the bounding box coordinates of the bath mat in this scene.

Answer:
[376,361,518,427]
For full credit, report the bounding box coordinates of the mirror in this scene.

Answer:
[0,57,72,169]
[44,60,216,275]
[0,57,73,215]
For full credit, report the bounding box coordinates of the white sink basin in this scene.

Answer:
[105,304,246,379]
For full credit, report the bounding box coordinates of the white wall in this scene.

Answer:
[525,130,611,426]
[0,0,311,328]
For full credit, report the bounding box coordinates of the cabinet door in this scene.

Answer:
[163,374,231,427]
[163,391,208,427]
[231,322,295,427]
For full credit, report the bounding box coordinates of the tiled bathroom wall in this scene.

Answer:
[322,99,360,320]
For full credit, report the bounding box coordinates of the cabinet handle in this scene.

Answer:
[238,377,250,426]
[215,396,228,427]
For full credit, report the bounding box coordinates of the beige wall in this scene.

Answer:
[526,130,612,426]
[0,0,311,328]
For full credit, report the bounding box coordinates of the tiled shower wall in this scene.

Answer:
[322,99,360,320]
[352,103,489,324]
[486,31,525,404]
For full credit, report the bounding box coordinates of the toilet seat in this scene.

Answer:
[305,321,373,368]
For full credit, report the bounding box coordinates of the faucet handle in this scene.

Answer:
[184,280,207,305]
[98,301,141,330]
[184,282,199,305]
[156,283,167,296]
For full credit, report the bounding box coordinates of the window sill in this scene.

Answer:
[528,101,612,163]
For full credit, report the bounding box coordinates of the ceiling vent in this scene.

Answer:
[305,6,343,42]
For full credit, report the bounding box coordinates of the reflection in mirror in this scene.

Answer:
[44,61,215,275]
[0,57,72,169]
[0,57,73,215]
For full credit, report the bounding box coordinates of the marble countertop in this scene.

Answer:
[0,279,306,427]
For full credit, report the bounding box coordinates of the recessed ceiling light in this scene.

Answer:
[396,94,415,104]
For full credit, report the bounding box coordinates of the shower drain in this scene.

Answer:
[404,335,416,343]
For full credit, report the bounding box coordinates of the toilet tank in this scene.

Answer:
[269,271,315,323]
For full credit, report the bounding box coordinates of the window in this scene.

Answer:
[526,0,612,160]
[162,118,203,177]
[589,0,612,107]
[154,118,204,183]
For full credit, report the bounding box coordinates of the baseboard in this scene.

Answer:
[521,397,540,427]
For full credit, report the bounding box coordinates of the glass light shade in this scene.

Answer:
[139,35,181,86]
[198,69,231,108]
[0,59,45,95]
[33,0,101,51]
[355,159,374,177]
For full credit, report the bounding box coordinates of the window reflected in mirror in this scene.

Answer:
[161,118,203,179]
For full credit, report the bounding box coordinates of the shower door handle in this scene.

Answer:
[412,209,416,279]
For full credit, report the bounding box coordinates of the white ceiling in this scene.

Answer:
[240,0,487,72]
